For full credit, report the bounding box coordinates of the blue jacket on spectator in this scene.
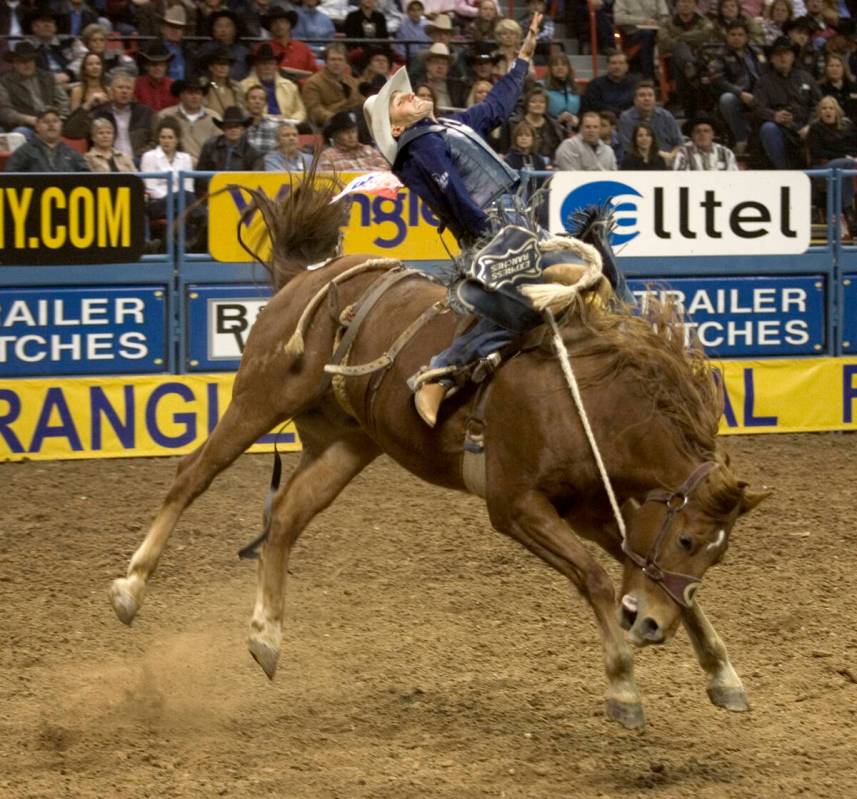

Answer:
[581,73,637,116]
[294,6,336,55]
[5,138,89,172]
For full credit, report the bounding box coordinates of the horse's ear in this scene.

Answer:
[737,483,772,515]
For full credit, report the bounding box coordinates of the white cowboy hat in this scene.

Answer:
[363,66,412,165]
[425,13,453,32]
[418,42,452,61]
[159,5,189,26]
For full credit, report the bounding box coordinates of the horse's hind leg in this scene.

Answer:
[248,420,380,679]
[682,601,749,712]
[109,398,283,625]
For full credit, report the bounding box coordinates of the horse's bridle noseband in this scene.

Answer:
[621,461,720,608]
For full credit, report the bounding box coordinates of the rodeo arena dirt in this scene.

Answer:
[0,434,854,798]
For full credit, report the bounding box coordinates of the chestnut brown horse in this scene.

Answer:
[110,173,769,730]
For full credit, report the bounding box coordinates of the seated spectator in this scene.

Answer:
[755,35,821,167]
[243,0,278,39]
[134,40,175,113]
[301,42,364,127]
[464,43,495,83]
[409,13,467,82]
[344,0,390,71]
[158,5,192,81]
[500,86,564,161]
[711,0,765,44]
[414,83,439,113]
[264,120,313,170]
[419,43,467,110]
[599,110,619,150]
[762,0,794,44]
[784,16,824,77]
[262,6,320,77]
[90,69,155,159]
[617,80,683,163]
[376,0,404,36]
[708,19,763,154]
[465,78,492,107]
[6,107,88,171]
[195,10,250,82]
[817,53,857,120]
[396,0,431,60]
[519,0,554,64]
[25,4,73,84]
[69,51,108,113]
[359,47,393,96]
[555,110,617,170]
[620,121,669,168]
[658,0,715,118]
[140,117,204,249]
[464,0,501,41]
[58,0,99,39]
[673,113,739,169]
[244,84,284,155]
[294,0,336,58]
[240,44,307,123]
[194,0,230,35]
[614,0,670,78]
[200,47,245,118]
[157,75,221,161]
[492,18,525,75]
[0,42,70,136]
[801,0,839,44]
[542,52,580,134]
[67,23,137,79]
[807,95,857,223]
[580,50,637,116]
[84,116,136,172]
[196,106,263,175]
[317,110,390,170]
[503,119,549,172]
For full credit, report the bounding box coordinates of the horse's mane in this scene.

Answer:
[564,296,723,464]
[238,156,349,292]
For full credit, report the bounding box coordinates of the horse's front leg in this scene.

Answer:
[490,490,645,729]
[683,601,749,712]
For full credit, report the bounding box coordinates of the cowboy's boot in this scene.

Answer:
[414,382,448,428]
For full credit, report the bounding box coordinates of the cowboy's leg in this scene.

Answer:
[428,318,517,371]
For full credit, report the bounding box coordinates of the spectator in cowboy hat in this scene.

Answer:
[199,46,245,117]
[134,40,175,112]
[410,13,466,82]
[196,9,250,82]
[464,41,495,82]
[300,41,362,127]
[318,109,389,170]
[0,41,70,134]
[240,42,307,122]
[294,0,336,58]
[90,69,155,158]
[673,112,738,170]
[262,6,319,76]
[417,43,467,110]
[359,46,393,96]
[196,105,262,179]
[157,74,221,160]
[24,4,73,84]
[395,0,430,59]
[5,107,89,172]
[157,4,192,81]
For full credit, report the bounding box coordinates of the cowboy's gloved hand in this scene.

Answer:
[518,13,543,62]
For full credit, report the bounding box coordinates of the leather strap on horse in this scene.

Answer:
[461,377,495,498]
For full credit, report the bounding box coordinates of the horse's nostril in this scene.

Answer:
[640,616,661,640]
[620,595,638,630]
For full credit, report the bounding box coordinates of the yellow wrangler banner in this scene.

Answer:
[0,358,855,461]
[207,172,459,263]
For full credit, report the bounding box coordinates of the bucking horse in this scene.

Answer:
[109,169,770,730]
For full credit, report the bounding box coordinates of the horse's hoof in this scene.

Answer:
[109,579,139,626]
[248,637,279,680]
[707,684,749,712]
[606,698,646,729]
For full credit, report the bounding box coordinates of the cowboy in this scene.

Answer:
[672,113,738,171]
[134,40,175,112]
[363,13,591,427]
[196,105,262,174]
[157,74,220,161]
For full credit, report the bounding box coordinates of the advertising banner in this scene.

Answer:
[207,172,459,263]
[549,171,812,257]
[629,275,826,357]
[842,275,856,353]
[186,284,272,370]
[1,359,855,460]
[0,286,168,377]
[0,174,145,265]
[0,373,299,461]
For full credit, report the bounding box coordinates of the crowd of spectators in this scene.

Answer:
[2,0,857,234]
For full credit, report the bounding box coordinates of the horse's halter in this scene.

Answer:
[621,461,720,609]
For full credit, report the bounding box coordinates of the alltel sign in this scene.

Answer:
[549,172,811,257]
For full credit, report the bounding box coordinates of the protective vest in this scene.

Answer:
[397,118,520,211]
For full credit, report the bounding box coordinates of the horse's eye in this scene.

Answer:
[678,534,694,552]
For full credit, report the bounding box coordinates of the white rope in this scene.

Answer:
[546,309,627,543]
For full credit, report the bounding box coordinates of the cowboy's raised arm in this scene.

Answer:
[457,14,542,137]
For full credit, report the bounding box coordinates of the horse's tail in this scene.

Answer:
[570,204,631,302]
[237,156,349,293]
